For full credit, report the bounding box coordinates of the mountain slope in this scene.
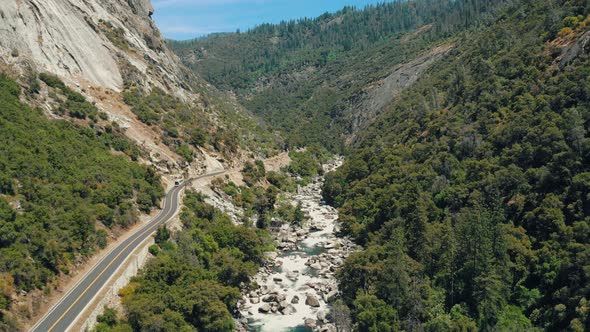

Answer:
[0,1,280,330]
[0,73,164,331]
[0,0,279,174]
[170,0,510,150]
[322,0,590,330]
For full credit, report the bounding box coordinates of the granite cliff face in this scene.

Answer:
[0,0,275,181]
[0,0,185,94]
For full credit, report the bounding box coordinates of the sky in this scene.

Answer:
[152,0,393,40]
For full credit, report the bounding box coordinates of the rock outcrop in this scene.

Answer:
[348,43,453,143]
[556,30,590,68]
[0,0,186,94]
[0,0,257,182]
[0,0,182,92]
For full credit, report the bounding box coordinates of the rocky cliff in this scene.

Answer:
[0,0,276,182]
[0,0,186,94]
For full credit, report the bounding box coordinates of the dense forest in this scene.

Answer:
[172,0,590,330]
[0,74,163,330]
[93,191,273,332]
[91,147,331,332]
[2,0,587,330]
[321,0,590,330]
[170,0,511,150]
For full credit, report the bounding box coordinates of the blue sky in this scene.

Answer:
[152,0,393,40]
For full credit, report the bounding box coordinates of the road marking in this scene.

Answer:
[29,193,173,331]
[33,170,226,332]
[45,187,180,332]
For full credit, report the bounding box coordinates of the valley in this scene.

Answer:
[0,0,589,331]
[237,158,356,332]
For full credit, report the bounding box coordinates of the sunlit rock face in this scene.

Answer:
[0,0,187,95]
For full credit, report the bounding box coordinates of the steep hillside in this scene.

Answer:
[0,0,279,177]
[170,0,509,150]
[322,0,590,330]
[0,1,280,330]
[0,73,165,331]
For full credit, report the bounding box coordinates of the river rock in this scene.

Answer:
[265,252,278,261]
[279,300,289,310]
[306,294,320,307]
[310,262,322,270]
[262,294,276,302]
[305,318,317,328]
[317,310,327,322]
[250,297,260,304]
[325,290,338,302]
[281,304,296,315]
[286,271,298,281]
[291,295,300,304]
[259,304,270,313]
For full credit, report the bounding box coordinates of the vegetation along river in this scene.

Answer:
[236,158,356,332]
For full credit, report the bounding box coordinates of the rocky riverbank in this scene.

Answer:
[236,158,356,332]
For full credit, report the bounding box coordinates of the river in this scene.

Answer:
[236,158,356,332]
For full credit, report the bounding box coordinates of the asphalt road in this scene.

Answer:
[30,171,225,332]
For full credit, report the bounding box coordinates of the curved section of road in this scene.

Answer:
[30,171,225,332]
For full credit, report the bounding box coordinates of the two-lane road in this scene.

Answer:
[30,171,225,332]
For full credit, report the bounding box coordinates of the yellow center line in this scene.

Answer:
[46,187,180,332]
[41,171,225,332]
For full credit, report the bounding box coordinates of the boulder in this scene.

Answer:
[279,300,289,310]
[305,318,317,328]
[281,304,297,315]
[291,295,300,304]
[264,251,278,261]
[306,294,320,307]
[250,297,260,304]
[325,290,338,303]
[258,304,270,313]
[317,310,327,322]
[286,271,298,281]
[262,294,276,303]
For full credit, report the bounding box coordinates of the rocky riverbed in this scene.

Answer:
[236,158,356,332]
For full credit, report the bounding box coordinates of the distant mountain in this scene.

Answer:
[170,0,509,150]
